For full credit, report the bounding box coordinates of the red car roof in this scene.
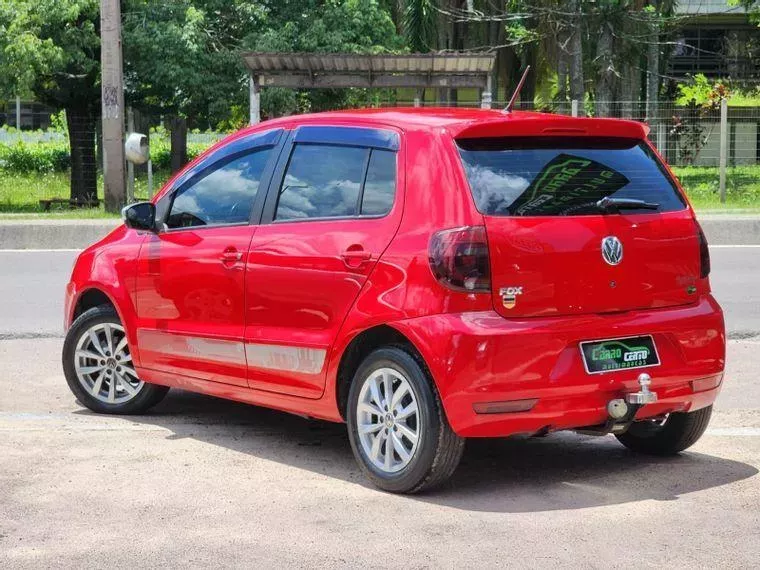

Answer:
[249,107,650,140]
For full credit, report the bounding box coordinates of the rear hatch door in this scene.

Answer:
[457,136,702,318]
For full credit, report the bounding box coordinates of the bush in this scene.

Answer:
[0,141,70,173]
[0,138,212,175]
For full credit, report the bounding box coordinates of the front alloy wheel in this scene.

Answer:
[74,322,142,404]
[347,346,464,494]
[63,305,168,414]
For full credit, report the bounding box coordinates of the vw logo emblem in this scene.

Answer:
[601,236,623,265]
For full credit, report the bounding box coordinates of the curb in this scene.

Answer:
[0,215,758,249]
[0,220,120,250]
[696,215,760,246]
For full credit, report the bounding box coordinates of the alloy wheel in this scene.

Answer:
[356,367,420,473]
[73,322,143,404]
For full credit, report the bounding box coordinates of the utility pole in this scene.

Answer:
[100,0,126,212]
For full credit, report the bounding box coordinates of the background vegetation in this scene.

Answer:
[1,0,760,213]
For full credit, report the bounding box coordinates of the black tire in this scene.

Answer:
[346,345,465,494]
[62,305,169,414]
[615,405,713,456]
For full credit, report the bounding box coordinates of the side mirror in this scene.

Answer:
[122,201,157,232]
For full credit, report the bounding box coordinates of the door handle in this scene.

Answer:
[341,246,372,267]
[221,248,243,265]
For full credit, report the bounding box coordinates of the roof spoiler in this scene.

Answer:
[503,66,531,114]
[451,117,650,141]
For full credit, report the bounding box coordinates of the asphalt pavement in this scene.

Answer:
[1,247,758,338]
[1,246,759,568]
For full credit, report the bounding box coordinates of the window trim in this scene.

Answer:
[261,128,399,225]
[158,128,284,233]
[293,125,399,151]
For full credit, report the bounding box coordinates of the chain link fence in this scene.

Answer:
[2,96,758,211]
[384,96,760,207]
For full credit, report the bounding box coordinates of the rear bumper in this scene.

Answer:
[392,295,725,437]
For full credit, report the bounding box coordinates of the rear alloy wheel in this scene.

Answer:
[615,405,713,456]
[356,367,420,473]
[347,346,464,494]
[63,305,168,414]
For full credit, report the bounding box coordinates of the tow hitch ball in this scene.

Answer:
[579,373,659,436]
[607,372,658,415]
[625,373,658,405]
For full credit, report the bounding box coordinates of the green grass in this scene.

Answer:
[1,166,760,218]
[671,165,760,211]
[0,170,172,218]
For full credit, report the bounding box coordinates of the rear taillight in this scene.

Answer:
[428,226,491,292]
[696,222,710,278]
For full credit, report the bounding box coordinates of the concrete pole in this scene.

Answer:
[126,107,135,204]
[571,99,579,117]
[15,96,21,134]
[719,97,728,204]
[657,123,666,153]
[249,75,260,125]
[100,0,126,212]
[147,159,154,197]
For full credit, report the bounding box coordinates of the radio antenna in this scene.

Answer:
[503,65,531,113]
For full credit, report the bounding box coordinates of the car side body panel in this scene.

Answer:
[242,125,406,399]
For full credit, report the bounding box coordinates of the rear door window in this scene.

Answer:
[274,143,397,221]
[457,137,686,216]
[275,144,367,221]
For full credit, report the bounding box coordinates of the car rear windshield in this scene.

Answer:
[457,137,686,216]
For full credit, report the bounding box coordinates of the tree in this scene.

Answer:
[568,0,585,104]
[123,0,267,172]
[0,0,100,202]
[645,2,660,123]
[247,0,403,114]
[403,0,437,52]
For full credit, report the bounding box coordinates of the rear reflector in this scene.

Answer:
[473,398,538,415]
[691,374,722,393]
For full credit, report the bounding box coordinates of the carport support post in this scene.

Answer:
[414,89,423,108]
[249,75,261,125]
[480,75,492,109]
[719,97,728,204]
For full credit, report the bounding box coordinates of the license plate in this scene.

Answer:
[579,335,660,374]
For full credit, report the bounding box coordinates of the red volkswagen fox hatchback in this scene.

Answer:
[63,108,725,493]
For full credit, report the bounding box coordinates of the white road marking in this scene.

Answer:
[705,427,760,437]
[709,245,760,248]
[0,248,82,253]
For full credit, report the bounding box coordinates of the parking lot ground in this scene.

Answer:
[1,338,759,568]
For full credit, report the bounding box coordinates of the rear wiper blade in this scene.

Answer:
[559,197,660,215]
[596,197,659,212]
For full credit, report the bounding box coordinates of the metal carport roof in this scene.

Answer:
[241,52,496,89]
